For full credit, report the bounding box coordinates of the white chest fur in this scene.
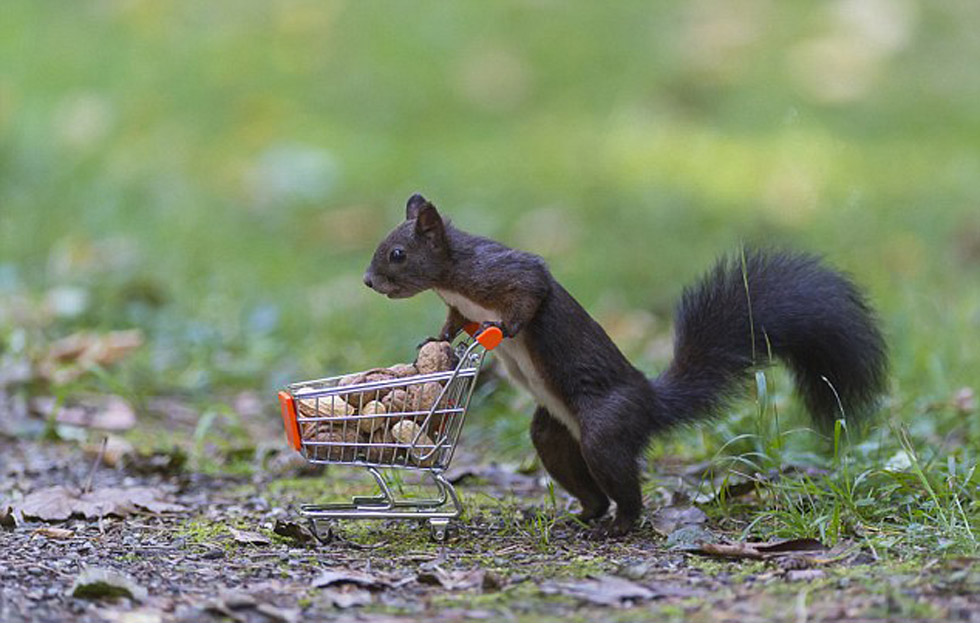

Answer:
[434,289,581,439]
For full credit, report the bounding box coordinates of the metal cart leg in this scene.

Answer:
[299,467,464,542]
[429,517,450,542]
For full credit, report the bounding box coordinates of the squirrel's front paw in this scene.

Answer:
[416,336,442,350]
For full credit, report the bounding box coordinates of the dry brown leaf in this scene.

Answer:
[650,505,707,536]
[543,575,656,607]
[272,519,316,545]
[692,538,828,560]
[416,568,486,591]
[32,526,74,539]
[229,527,272,546]
[952,387,976,414]
[17,485,187,521]
[0,505,15,530]
[318,585,373,609]
[39,330,143,384]
[34,395,137,431]
[312,569,391,590]
[83,435,135,467]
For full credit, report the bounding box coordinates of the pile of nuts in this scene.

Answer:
[296,341,458,466]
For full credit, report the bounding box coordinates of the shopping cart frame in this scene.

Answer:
[278,323,501,541]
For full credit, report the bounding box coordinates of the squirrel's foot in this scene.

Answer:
[574,502,610,524]
[584,514,635,540]
[605,514,636,537]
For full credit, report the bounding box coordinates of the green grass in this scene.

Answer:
[2,0,980,561]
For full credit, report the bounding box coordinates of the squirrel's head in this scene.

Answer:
[363,193,450,298]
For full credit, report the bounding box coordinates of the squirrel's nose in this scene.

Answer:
[363,273,374,289]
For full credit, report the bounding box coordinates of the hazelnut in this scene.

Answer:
[297,396,355,418]
[362,428,401,464]
[357,400,389,434]
[390,420,437,467]
[300,423,360,462]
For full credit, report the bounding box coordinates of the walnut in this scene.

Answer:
[381,389,410,413]
[415,341,455,375]
[338,368,398,405]
[410,381,446,410]
[388,363,419,378]
[414,382,453,428]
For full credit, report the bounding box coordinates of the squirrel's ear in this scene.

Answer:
[415,202,445,244]
[406,193,428,220]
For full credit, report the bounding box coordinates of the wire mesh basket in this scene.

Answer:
[278,323,501,541]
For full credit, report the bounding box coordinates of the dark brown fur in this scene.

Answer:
[364,194,889,537]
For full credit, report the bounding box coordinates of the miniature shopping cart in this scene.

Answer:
[278,323,501,542]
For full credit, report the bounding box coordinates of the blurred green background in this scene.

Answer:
[2,1,979,459]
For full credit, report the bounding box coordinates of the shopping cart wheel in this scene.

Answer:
[428,518,451,543]
[309,518,335,544]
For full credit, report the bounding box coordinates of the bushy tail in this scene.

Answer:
[653,249,888,431]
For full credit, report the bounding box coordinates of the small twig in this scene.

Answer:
[106,546,180,553]
[34,563,72,577]
[82,437,108,495]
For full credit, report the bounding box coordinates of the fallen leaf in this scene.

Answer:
[312,569,391,590]
[481,571,504,592]
[952,387,976,414]
[212,589,256,610]
[84,435,135,467]
[786,569,827,581]
[58,396,136,431]
[33,526,74,539]
[98,608,165,623]
[125,447,188,476]
[319,585,373,609]
[753,538,828,554]
[49,329,143,365]
[18,485,187,521]
[255,604,299,623]
[40,330,143,385]
[691,538,828,560]
[228,527,271,546]
[884,450,913,472]
[273,519,316,545]
[0,505,15,530]
[542,575,655,607]
[417,567,486,591]
[71,567,148,602]
[650,505,707,535]
[666,524,716,550]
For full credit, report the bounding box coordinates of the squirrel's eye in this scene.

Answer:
[389,248,406,264]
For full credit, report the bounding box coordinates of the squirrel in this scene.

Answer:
[363,193,889,537]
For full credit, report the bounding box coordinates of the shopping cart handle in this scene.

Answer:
[278,391,302,452]
[463,322,503,350]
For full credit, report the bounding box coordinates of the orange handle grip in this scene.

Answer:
[463,322,503,350]
[278,391,302,452]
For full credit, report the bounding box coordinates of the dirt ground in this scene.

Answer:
[2,431,979,623]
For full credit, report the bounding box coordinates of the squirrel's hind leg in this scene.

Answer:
[530,407,610,523]
[576,395,649,537]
